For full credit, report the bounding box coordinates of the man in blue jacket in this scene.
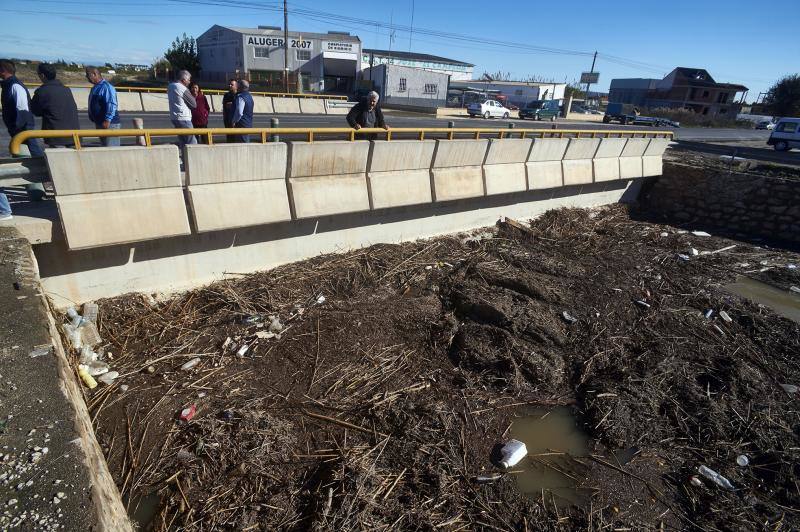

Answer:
[231,79,254,143]
[85,66,121,146]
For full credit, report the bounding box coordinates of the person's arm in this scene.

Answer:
[376,106,389,129]
[30,89,43,117]
[10,85,32,131]
[87,88,96,123]
[101,84,118,127]
[182,89,197,110]
[346,102,360,129]
[232,97,244,125]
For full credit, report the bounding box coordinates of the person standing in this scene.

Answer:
[346,91,389,139]
[222,78,238,143]
[85,66,121,146]
[168,70,197,151]
[1,59,44,157]
[188,82,209,143]
[31,63,80,147]
[231,79,254,143]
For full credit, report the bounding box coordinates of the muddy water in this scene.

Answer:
[724,276,800,324]
[510,408,591,506]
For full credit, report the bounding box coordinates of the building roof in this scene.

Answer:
[220,25,361,42]
[363,48,473,67]
[669,67,748,91]
[451,79,564,88]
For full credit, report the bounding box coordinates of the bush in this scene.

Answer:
[643,107,751,128]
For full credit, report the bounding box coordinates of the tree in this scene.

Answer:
[764,74,800,117]
[164,33,200,77]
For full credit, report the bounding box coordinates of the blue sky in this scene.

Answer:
[3,0,798,100]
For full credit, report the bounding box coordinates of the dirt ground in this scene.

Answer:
[84,204,800,531]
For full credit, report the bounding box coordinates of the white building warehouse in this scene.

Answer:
[196,24,362,93]
[361,49,474,81]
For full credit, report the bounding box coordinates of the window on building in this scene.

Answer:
[399,78,407,91]
[702,90,709,98]
[254,47,269,58]
[424,83,437,94]
[296,49,311,61]
[717,92,729,103]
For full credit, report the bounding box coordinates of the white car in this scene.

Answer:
[468,100,512,119]
[767,117,800,151]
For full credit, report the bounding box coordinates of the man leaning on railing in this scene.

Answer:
[346,91,389,140]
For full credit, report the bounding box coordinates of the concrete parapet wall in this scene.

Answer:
[140,92,170,112]
[116,92,143,112]
[289,174,370,218]
[592,138,627,182]
[188,180,292,232]
[432,167,485,201]
[325,100,353,115]
[299,98,327,114]
[70,88,90,111]
[645,138,670,157]
[290,140,369,177]
[185,143,287,185]
[432,139,489,168]
[484,138,532,195]
[46,145,181,195]
[562,138,601,186]
[563,138,601,160]
[526,161,564,190]
[642,155,663,177]
[620,138,651,157]
[367,140,435,209]
[368,140,435,172]
[253,95,274,114]
[272,97,302,113]
[210,94,222,113]
[527,137,570,162]
[619,138,650,179]
[484,138,532,165]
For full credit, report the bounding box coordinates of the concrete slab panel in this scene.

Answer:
[185,143,287,185]
[116,92,143,112]
[527,138,570,162]
[484,138,533,165]
[526,161,563,189]
[289,174,370,218]
[299,98,327,114]
[368,169,433,209]
[644,138,670,157]
[563,138,601,160]
[432,166,484,201]
[369,140,435,173]
[140,92,170,112]
[56,188,190,249]
[562,159,594,185]
[619,157,643,179]
[484,163,527,195]
[46,145,181,195]
[642,155,663,176]
[188,180,292,232]
[290,141,369,177]
[432,139,489,168]
[253,95,274,114]
[210,94,223,113]
[621,138,650,157]
[70,88,90,111]
[593,158,621,182]
[272,97,301,113]
[325,100,352,115]
[593,137,627,158]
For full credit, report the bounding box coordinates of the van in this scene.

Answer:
[519,100,560,121]
[767,118,800,151]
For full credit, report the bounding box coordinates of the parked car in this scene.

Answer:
[755,120,775,130]
[767,118,800,151]
[571,105,590,114]
[467,100,512,119]
[518,100,560,121]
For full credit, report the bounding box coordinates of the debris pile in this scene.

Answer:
[87,205,799,530]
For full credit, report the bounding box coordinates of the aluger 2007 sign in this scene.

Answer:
[246,35,312,49]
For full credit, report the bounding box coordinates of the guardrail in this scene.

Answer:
[9,128,674,156]
[62,85,346,99]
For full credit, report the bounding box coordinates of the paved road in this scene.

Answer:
[0,111,774,155]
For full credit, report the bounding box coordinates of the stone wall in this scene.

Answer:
[640,162,800,245]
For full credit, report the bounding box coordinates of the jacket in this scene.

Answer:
[88,79,120,126]
[346,97,386,129]
[232,91,254,128]
[1,75,35,136]
[191,91,210,128]
[168,81,196,122]
[222,90,237,127]
[31,79,80,146]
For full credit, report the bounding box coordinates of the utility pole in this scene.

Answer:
[585,50,597,104]
[283,0,289,92]
[409,0,415,52]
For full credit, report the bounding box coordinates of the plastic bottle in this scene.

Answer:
[82,302,99,323]
[698,465,734,490]
[77,366,97,389]
[499,439,528,468]
[180,357,201,371]
[66,307,85,329]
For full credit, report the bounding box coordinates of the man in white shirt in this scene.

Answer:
[167,70,197,151]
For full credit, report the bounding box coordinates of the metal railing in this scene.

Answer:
[62,85,346,99]
[9,127,674,156]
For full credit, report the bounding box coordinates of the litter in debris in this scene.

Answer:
[180,357,201,371]
[236,345,249,357]
[690,475,703,487]
[82,302,99,323]
[475,473,503,483]
[268,317,284,333]
[179,404,197,422]
[698,465,734,490]
[255,331,275,339]
[77,366,97,389]
[87,361,109,376]
[635,300,651,308]
[316,294,326,305]
[690,248,699,256]
[788,264,797,270]
[704,309,714,319]
[691,231,711,237]
[28,345,51,358]
[780,384,798,394]
[678,254,690,261]
[98,371,119,385]
[499,439,528,468]
[736,455,749,467]
[660,232,668,237]
[790,286,800,294]
[120,385,129,393]
[561,311,578,324]
[719,311,732,323]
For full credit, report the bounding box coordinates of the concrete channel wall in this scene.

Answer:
[21,136,668,304]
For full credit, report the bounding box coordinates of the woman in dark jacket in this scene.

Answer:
[189,82,210,143]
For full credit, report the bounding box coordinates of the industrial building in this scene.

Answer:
[362,63,450,110]
[361,49,474,81]
[196,24,362,93]
[448,80,566,108]
[609,67,748,117]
